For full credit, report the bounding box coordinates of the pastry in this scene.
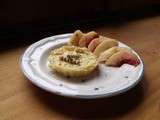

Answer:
[48,46,98,77]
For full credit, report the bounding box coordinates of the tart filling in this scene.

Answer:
[48,46,98,77]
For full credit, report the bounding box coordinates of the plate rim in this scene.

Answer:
[20,33,144,99]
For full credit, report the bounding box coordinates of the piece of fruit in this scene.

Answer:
[105,50,140,67]
[88,37,104,52]
[68,30,83,46]
[98,46,133,63]
[79,31,99,47]
[93,38,118,56]
[98,46,118,63]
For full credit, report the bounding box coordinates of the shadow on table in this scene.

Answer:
[28,74,148,119]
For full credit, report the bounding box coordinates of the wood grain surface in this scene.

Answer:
[0,16,160,120]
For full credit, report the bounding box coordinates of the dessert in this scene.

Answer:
[88,37,103,52]
[68,30,83,46]
[48,46,98,77]
[67,30,140,67]
[98,46,140,66]
[98,46,131,63]
[98,46,119,63]
[105,50,140,67]
[78,31,99,47]
[93,37,118,56]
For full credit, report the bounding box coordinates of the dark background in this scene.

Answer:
[0,0,160,41]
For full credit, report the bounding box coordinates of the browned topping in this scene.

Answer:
[60,53,81,65]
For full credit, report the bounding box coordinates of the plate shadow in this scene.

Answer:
[27,74,148,119]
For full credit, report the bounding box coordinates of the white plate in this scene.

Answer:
[21,33,144,99]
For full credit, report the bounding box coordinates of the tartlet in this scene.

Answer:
[48,46,98,77]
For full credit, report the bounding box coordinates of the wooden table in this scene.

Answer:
[1,16,160,120]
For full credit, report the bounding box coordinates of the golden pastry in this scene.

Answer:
[48,46,98,77]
